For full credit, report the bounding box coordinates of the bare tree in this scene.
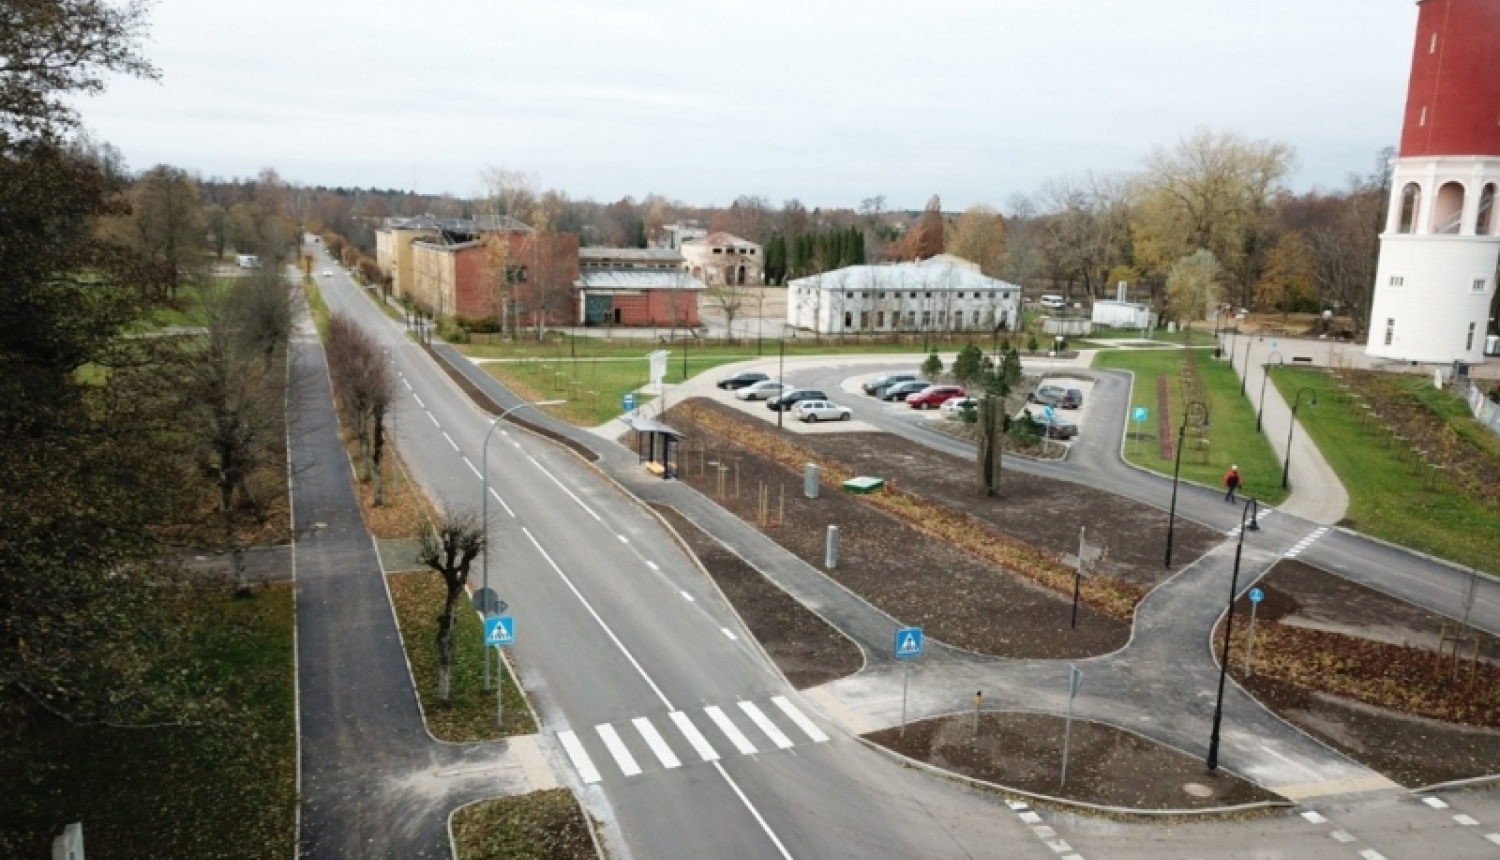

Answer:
[230,268,298,370]
[417,507,486,706]
[326,313,396,501]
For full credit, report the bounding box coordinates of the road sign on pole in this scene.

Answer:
[623,392,636,413]
[484,615,515,647]
[1131,406,1148,457]
[1245,588,1263,676]
[895,627,923,659]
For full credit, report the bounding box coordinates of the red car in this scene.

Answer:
[906,384,966,410]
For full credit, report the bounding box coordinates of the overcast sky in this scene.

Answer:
[84,0,1418,210]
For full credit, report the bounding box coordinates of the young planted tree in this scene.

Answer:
[950,342,988,389]
[417,508,486,705]
[921,350,944,380]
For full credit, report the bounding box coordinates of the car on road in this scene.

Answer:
[863,373,917,396]
[717,371,770,390]
[940,396,978,420]
[1029,384,1084,409]
[767,388,828,411]
[735,380,786,401]
[792,400,852,423]
[879,380,930,402]
[321,269,332,277]
[906,385,966,410]
[1024,409,1079,439]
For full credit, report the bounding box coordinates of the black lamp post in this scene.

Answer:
[1281,387,1318,490]
[1164,399,1210,568]
[1207,497,1258,772]
[1212,305,1225,358]
[1255,352,1284,433]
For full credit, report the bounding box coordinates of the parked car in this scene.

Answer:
[735,380,786,401]
[863,372,917,396]
[1024,409,1079,439]
[1039,293,1066,310]
[880,380,930,401]
[767,388,828,411]
[940,396,978,420]
[1028,384,1083,409]
[321,269,332,277]
[1058,388,1083,409]
[792,399,852,423]
[717,371,769,390]
[906,384,966,410]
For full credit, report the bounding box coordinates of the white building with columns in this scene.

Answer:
[786,257,1021,335]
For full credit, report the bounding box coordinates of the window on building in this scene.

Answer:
[1398,184,1421,234]
[954,311,964,331]
[845,311,853,329]
[1434,182,1465,234]
[1478,184,1495,235]
[846,292,854,299]
[909,292,917,299]
[860,311,870,329]
[937,310,947,327]
[1474,278,1489,293]
[876,310,885,328]
[905,311,915,328]
[1390,275,1405,287]
[1384,318,1394,347]
[1467,322,1476,351]
[921,311,931,328]
[925,292,932,299]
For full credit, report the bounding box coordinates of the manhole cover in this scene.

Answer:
[1182,782,1213,798]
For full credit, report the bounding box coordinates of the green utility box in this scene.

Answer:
[842,476,886,494]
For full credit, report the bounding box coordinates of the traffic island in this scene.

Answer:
[866,712,1283,813]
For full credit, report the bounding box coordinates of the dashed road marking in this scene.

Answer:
[1331,830,1355,843]
[557,730,600,785]
[617,535,629,544]
[705,705,758,756]
[463,456,482,479]
[1301,811,1328,824]
[772,696,830,744]
[1284,526,1329,559]
[645,561,659,570]
[632,717,681,770]
[1423,796,1449,809]
[442,431,459,451]
[427,411,440,427]
[680,591,695,602]
[1005,801,1085,860]
[402,378,412,390]
[721,627,737,641]
[413,394,425,408]
[488,487,514,518]
[595,723,641,777]
[669,710,719,763]
[1454,814,1479,827]
[1485,832,1500,845]
[1358,850,1385,860]
[739,701,794,749]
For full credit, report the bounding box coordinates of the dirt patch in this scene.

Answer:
[794,432,1221,591]
[652,505,862,688]
[868,712,1279,810]
[1219,559,1500,786]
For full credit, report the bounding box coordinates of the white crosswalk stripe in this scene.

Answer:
[596,723,641,777]
[772,696,830,743]
[705,705,758,755]
[557,730,600,785]
[670,710,720,762]
[739,701,794,749]
[633,717,681,769]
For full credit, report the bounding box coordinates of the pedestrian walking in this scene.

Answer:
[1224,465,1241,503]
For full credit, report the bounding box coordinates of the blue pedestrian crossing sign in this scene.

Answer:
[1132,406,1148,422]
[894,626,923,660]
[623,393,636,412]
[484,615,515,647]
[1248,588,1264,604]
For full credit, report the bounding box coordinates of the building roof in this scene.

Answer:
[579,247,684,263]
[379,214,532,234]
[683,231,758,249]
[577,271,706,291]
[788,260,1020,293]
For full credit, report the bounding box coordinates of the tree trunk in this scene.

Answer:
[436,586,460,705]
[373,415,386,506]
[975,396,1004,497]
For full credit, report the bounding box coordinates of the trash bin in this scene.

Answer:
[1453,360,1470,380]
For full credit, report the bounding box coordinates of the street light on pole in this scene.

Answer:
[1207,497,1258,771]
[1164,399,1210,568]
[1280,387,1318,490]
[1255,352,1284,433]
[480,397,565,689]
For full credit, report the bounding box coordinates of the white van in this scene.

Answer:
[1039,294,1066,310]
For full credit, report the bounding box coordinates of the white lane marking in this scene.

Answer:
[669,711,720,762]
[557,730,600,785]
[1301,811,1327,824]
[442,431,459,451]
[1043,838,1073,853]
[645,561,659,570]
[402,378,412,390]
[1018,811,1042,824]
[1486,832,1500,845]
[1358,850,1386,860]
[595,723,641,777]
[1331,830,1355,843]
[680,591,695,602]
[632,717,681,770]
[721,627,738,641]
[1263,745,1324,780]
[739,701,794,750]
[1453,814,1478,826]
[489,487,515,518]
[525,459,602,522]
[617,535,629,544]
[705,705,758,755]
[711,760,795,860]
[427,411,440,427]
[773,696,830,743]
[413,394,425,408]
[522,527,673,709]
[463,457,482,479]
[1005,800,1028,811]
[1423,796,1449,809]
[1033,825,1056,838]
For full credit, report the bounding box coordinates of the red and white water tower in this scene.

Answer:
[1365,0,1500,363]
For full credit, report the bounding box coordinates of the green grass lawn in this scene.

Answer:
[1272,368,1500,570]
[387,572,537,741]
[480,354,734,427]
[1093,348,1290,505]
[303,275,331,336]
[0,585,297,859]
[458,333,1002,363]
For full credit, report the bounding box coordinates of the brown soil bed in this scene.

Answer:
[653,504,862,688]
[868,712,1279,810]
[662,401,1135,658]
[1218,559,1500,786]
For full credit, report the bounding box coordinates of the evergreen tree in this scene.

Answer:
[951,343,987,389]
[921,350,944,380]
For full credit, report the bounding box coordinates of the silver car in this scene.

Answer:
[793,400,852,423]
[735,380,787,401]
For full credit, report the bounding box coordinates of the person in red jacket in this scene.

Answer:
[1224,465,1241,503]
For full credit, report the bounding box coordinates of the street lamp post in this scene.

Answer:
[1212,305,1225,358]
[1239,334,1254,396]
[1164,400,1210,568]
[1255,352,1284,433]
[1280,387,1318,490]
[1207,497,1259,771]
[480,398,565,688]
[777,331,787,430]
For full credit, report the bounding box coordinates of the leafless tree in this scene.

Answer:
[326,313,397,502]
[417,506,485,705]
[229,268,299,370]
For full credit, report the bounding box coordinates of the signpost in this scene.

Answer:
[484,615,515,726]
[1244,588,1264,675]
[1131,406,1148,457]
[895,626,923,736]
[1061,664,1083,787]
[623,392,636,413]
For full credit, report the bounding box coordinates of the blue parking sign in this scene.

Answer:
[1132,406,1148,422]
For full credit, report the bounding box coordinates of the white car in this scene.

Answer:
[940,396,978,420]
[736,380,787,401]
[321,269,332,277]
[793,400,852,423]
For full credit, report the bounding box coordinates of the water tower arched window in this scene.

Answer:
[1397,184,1421,233]
[1478,184,1496,236]
[1433,182,1465,234]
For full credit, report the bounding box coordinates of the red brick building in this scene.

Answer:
[411,231,579,326]
[577,247,705,327]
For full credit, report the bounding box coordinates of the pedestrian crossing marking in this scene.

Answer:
[739,701,794,749]
[595,723,641,777]
[632,717,681,769]
[557,730,601,785]
[669,710,720,762]
[705,705,758,755]
[773,696,830,743]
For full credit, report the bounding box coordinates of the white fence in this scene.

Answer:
[1466,381,1500,435]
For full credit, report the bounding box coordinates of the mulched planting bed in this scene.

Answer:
[1219,559,1500,787]
[869,712,1279,810]
[653,505,862,687]
[662,400,1133,659]
[452,789,596,860]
